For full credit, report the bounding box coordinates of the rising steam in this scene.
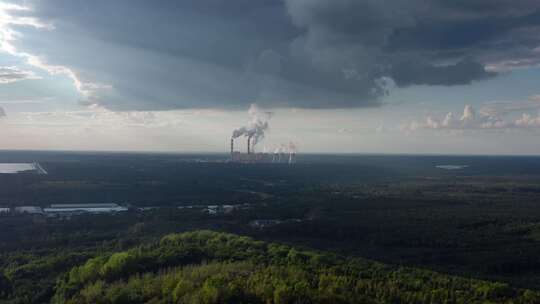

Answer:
[232,104,272,148]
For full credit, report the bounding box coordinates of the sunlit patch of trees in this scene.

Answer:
[51,230,539,304]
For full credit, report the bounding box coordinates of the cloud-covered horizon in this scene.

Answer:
[403,95,540,132]
[0,0,538,110]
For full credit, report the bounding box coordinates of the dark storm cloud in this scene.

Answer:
[10,0,540,110]
[284,0,540,87]
[386,8,540,51]
[391,60,495,86]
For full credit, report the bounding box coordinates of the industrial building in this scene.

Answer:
[0,203,128,219]
[44,203,128,215]
[230,136,296,164]
[229,104,297,164]
[0,207,10,215]
[0,163,47,174]
[14,206,44,214]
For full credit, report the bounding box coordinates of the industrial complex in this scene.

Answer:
[230,136,296,164]
[229,104,297,164]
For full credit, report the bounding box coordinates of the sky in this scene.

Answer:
[0,0,539,154]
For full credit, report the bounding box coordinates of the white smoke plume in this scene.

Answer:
[232,104,272,148]
[273,144,286,154]
[272,142,298,154]
[288,141,298,153]
[271,141,298,163]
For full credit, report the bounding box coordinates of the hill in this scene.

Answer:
[49,230,539,304]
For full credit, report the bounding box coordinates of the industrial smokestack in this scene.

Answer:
[289,142,297,164]
[247,136,251,154]
[231,104,271,152]
[230,138,234,156]
[289,152,296,165]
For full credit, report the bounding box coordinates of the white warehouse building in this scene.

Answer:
[44,203,128,214]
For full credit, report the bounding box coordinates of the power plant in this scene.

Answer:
[230,136,296,164]
[229,104,297,164]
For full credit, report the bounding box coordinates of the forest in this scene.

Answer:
[3,152,540,303]
[52,231,540,304]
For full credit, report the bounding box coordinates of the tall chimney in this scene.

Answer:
[289,152,296,165]
[247,136,251,154]
[230,138,234,156]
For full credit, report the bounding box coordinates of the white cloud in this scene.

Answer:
[375,125,386,133]
[480,95,540,116]
[15,106,183,129]
[485,47,540,72]
[0,107,249,152]
[0,2,110,102]
[515,113,540,128]
[0,66,39,83]
[402,98,540,133]
[337,128,353,133]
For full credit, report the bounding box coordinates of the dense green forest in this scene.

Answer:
[40,230,539,304]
